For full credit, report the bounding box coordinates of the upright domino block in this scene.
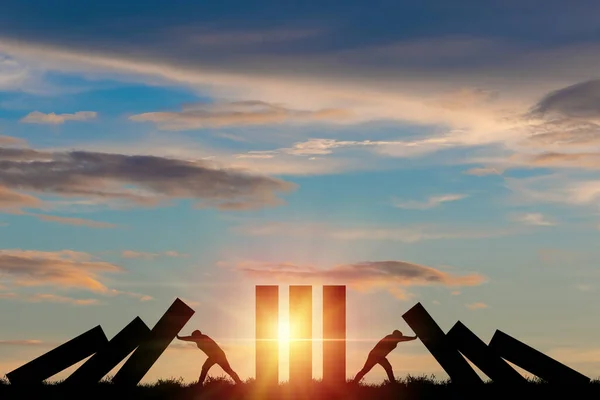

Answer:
[322,285,346,386]
[289,285,312,386]
[112,298,194,386]
[489,330,590,384]
[447,321,526,383]
[7,325,108,384]
[65,317,151,385]
[402,303,482,384]
[256,285,279,386]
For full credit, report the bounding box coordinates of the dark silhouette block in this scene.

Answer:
[323,285,346,386]
[65,317,151,385]
[402,303,482,384]
[489,330,590,384]
[112,298,195,386]
[446,321,526,384]
[289,285,312,386]
[6,325,108,384]
[256,285,279,387]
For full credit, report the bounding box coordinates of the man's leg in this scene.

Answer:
[378,357,396,383]
[199,358,217,385]
[217,357,243,384]
[352,355,378,383]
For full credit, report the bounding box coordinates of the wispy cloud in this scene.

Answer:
[464,167,502,176]
[129,101,352,130]
[236,221,521,243]
[393,194,467,210]
[121,250,187,259]
[466,302,488,310]
[0,249,121,292]
[0,135,27,147]
[0,339,45,346]
[233,260,486,300]
[28,213,118,228]
[21,111,97,124]
[513,212,556,226]
[0,146,295,211]
[27,293,100,306]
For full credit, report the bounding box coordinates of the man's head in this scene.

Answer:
[392,330,403,338]
[192,330,202,337]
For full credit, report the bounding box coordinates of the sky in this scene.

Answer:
[1,0,600,385]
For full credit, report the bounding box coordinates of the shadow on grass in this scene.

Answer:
[1,374,599,399]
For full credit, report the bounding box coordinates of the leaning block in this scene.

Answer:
[489,330,590,384]
[447,321,526,383]
[65,317,150,384]
[112,298,195,386]
[6,325,108,384]
[402,303,482,384]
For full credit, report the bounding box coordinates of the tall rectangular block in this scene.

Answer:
[447,321,526,384]
[402,303,482,384]
[6,325,108,384]
[289,285,312,386]
[489,330,590,384]
[256,285,279,386]
[322,285,346,385]
[112,298,195,386]
[65,317,151,385]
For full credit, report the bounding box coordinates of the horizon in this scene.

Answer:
[2,0,600,385]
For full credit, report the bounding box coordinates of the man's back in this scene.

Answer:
[370,334,398,358]
[194,334,224,358]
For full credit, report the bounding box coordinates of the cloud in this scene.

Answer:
[28,213,118,228]
[0,249,122,292]
[121,250,187,259]
[21,111,97,125]
[129,101,353,130]
[0,185,42,210]
[0,54,34,90]
[466,302,488,310]
[464,167,502,176]
[529,80,600,120]
[574,284,594,292]
[513,212,556,226]
[234,260,486,299]
[505,174,600,208]
[451,291,461,295]
[393,194,467,210]
[26,293,100,306]
[0,340,45,346]
[0,135,27,147]
[0,146,295,210]
[235,221,520,243]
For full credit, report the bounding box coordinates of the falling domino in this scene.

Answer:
[65,317,151,385]
[402,303,483,384]
[111,298,195,386]
[7,325,108,385]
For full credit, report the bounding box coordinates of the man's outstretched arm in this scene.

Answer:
[399,335,418,342]
[176,335,195,342]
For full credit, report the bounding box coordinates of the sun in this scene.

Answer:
[278,320,291,344]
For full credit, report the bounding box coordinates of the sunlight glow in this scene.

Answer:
[278,319,291,344]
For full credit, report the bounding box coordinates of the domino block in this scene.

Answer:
[256,285,279,386]
[446,321,526,383]
[112,298,195,385]
[7,325,108,384]
[402,303,482,384]
[65,317,150,385]
[289,285,312,386]
[489,330,590,384]
[323,285,346,386]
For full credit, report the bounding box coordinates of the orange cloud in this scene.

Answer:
[121,250,187,259]
[0,249,122,292]
[234,260,486,299]
[30,213,118,228]
[466,302,489,310]
[20,111,97,124]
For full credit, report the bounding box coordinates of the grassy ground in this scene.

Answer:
[1,375,599,399]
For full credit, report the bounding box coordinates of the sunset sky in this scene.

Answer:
[2,0,600,384]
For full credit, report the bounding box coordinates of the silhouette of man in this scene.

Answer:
[176,330,243,385]
[352,330,417,384]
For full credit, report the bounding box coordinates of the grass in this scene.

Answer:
[1,375,599,399]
